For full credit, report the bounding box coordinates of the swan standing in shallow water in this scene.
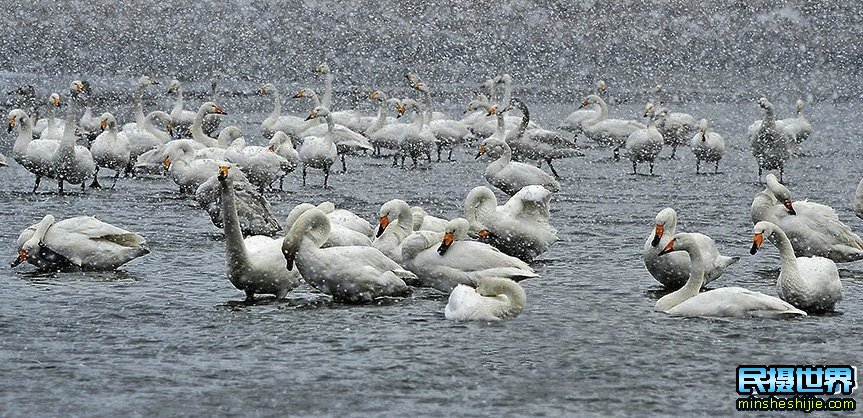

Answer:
[749,98,791,181]
[121,75,159,133]
[776,99,812,153]
[581,94,646,160]
[53,81,96,193]
[401,218,538,293]
[751,221,842,312]
[557,80,605,137]
[505,98,582,178]
[654,234,806,318]
[690,119,725,174]
[259,83,305,140]
[9,109,59,191]
[476,137,560,196]
[13,215,149,271]
[89,113,131,188]
[298,106,338,187]
[445,277,526,321]
[751,174,863,262]
[33,93,64,140]
[624,109,663,175]
[644,208,739,289]
[282,208,415,303]
[217,166,299,301]
[195,166,281,237]
[166,79,196,138]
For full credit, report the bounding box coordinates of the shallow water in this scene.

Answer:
[1,95,862,417]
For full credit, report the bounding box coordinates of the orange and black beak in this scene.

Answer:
[750,232,764,255]
[474,145,487,160]
[100,120,107,131]
[486,107,497,116]
[376,215,389,237]
[651,224,664,247]
[657,238,676,256]
[580,99,589,109]
[267,144,276,152]
[437,232,454,255]
[782,200,796,215]
[369,91,378,100]
[213,106,226,115]
[163,157,171,170]
[218,165,230,181]
[305,111,318,121]
[11,249,27,268]
[477,229,492,240]
[293,91,305,99]
[7,116,16,133]
[53,96,61,106]
[283,250,295,271]
[166,122,173,136]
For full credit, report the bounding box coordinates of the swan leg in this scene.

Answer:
[436,144,442,162]
[32,175,42,193]
[90,167,102,189]
[124,161,134,178]
[546,159,560,178]
[669,146,677,159]
[631,161,637,175]
[696,160,701,174]
[649,162,654,176]
[323,166,330,188]
[758,166,762,181]
[58,179,64,194]
[779,166,784,182]
[448,148,453,161]
[392,154,398,167]
[279,175,285,191]
[302,165,307,187]
[714,161,719,174]
[613,147,620,161]
[110,172,119,189]
[340,154,347,173]
[244,289,255,303]
[81,180,86,192]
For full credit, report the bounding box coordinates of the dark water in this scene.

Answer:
[1,94,861,416]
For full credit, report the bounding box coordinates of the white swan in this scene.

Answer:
[78,87,103,145]
[121,75,159,133]
[654,233,806,318]
[267,131,299,190]
[195,165,281,237]
[33,93,65,140]
[749,98,791,181]
[285,203,372,247]
[89,113,131,188]
[558,80,605,136]
[224,130,293,192]
[624,111,663,175]
[367,96,408,160]
[0,153,6,167]
[855,177,863,220]
[411,206,447,232]
[751,221,842,312]
[505,98,582,178]
[128,110,173,170]
[53,81,95,193]
[166,79,196,138]
[294,87,373,172]
[259,83,305,140]
[643,102,698,159]
[751,174,863,262]
[644,208,739,289]
[690,119,726,174]
[315,201,374,237]
[397,99,437,167]
[464,185,558,262]
[476,137,560,196]
[162,140,233,193]
[298,106,338,187]
[401,218,538,293]
[776,99,812,153]
[216,166,299,300]
[581,94,646,160]
[445,277,526,321]
[313,62,357,126]
[13,214,149,271]
[282,208,415,303]
[406,81,474,161]
[188,102,227,148]
[8,109,59,191]
[373,199,415,264]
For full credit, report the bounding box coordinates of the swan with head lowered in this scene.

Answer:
[401,218,538,293]
[690,119,726,174]
[267,131,299,190]
[749,97,791,181]
[13,214,149,271]
[445,277,526,321]
[751,174,863,262]
[624,108,664,175]
[216,166,299,301]
[9,109,59,192]
[89,112,131,188]
[282,208,415,303]
[654,233,806,318]
[464,185,558,262]
[315,201,374,237]
[751,221,842,312]
[476,137,560,196]
[52,81,95,193]
[644,208,739,289]
[505,98,582,178]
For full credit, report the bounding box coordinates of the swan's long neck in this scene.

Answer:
[762,105,775,127]
[144,115,170,143]
[751,190,779,223]
[172,86,185,114]
[490,142,512,171]
[310,92,322,108]
[412,108,425,130]
[495,112,505,138]
[659,247,706,310]
[133,84,146,126]
[220,177,249,281]
[514,102,529,139]
[769,226,801,280]
[322,73,334,109]
[422,91,433,124]
[323,114,335,145]
[191,110,217,147]
[26,216,55,248]
[485,279,526,317]
[374,100,387,129]
[47,104,56,125]
[596,97,609,120]
[464,192,495,223]
[13,116,35,155]
[499,80,512,112]
[270,89,282,119]
[58,92,79,158]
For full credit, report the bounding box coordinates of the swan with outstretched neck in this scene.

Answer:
[654,233,806,318]
[445,277,527,321]
[52,80,95,193]
[281,208,415,303]
[750,221,842,312]
[217,166,299,301]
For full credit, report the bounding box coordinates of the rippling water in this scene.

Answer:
[1,95,861,416]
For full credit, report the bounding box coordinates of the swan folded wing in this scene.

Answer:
[496,162,559,193]
[331,127,373,150]
[790,201,863,250]
[45,218,148,268]
[504,187,553,222]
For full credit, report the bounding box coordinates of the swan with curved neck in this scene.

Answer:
[581,94,646,160]
[89,112,131,188]
[9,108,62,191]
[281,208,415,303]
[475,137,561,196]
[445,277,527,321]
[122,76,159,133]
[217,166,299,301]
[190,102,227,148]
[654,233,806,318]
[373,199,415,263]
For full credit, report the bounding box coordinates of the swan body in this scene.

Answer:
[581,94,646,159]
[259,83,305,140]
[749,98,791,179]
[89,113,131,188]
[298,106,338,187]
[315,201,374,237]
[13,215,149,271]
[751,174,863,262]
[34,93,65,140]
[625,118,663,175]
[166,79,197,138]
[224,134,293,191]
[644,102,698,159]
[195,166,281,237]
[644,208,739,289]
[506,98,581,177]
[401,218,538,293]
[654,233,806,318]
[690,119,725,173]
[558,81,606,135]
[751,221,842,312]
[9,109,60,189]
[775,99,812,152]
[411,206,448,232]
[53,81,95,192]
[216,166,299,300]
[464,185,558,261]
[444,277,526,321]
[476,137,560,196]
[373,199,415,264]
[285,203,371,247]
[163,140,234,193]
[282,208,414,303]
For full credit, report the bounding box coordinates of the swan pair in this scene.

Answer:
[557,80,605,137]
[749,98,791,181]
[476,137,560,196]
[14,215,149,271]
[33,93,65,140]
[445,277,526,321]
[224,129,297,191]
[643,100,698,159]
[643,208,739,289]
[167,79,221,138]
[690,119,726,174]
[751,174,863,262]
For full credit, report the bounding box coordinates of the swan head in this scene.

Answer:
[314,62,330,74]
[494,74,512,85]
[69,81,85,96]
[643,102,655,118]
[796,99,805,114]
[475,137,509,160]
[764,174,795,215]
[305,106,330,121]
[750,221,778,255]
[99,112,117,131]
[218,126,244,145]
[651,208,677,247]
[138,75,159,87]
[259,83,277,94]
[284,203,317,229]
[282,208,331,270]
[49,93,61,107]
[596,80,606,94]
[369,90,385,101]
[582,94,603,108]
[199,102,226,117]
[217,165,230,182]
[293,88,316,99]
[7,109,30,133]
[758,97,772,110]
[269,131,293,150]
[12,215,55,268]
[167,79,182,93]
[437,218,470,255]
[657,233,697,256]
[377,199,411,237]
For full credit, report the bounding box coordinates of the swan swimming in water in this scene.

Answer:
[654,233,806,318]
[13,215,149,271]
[644,208,739,289]
[750,221,842,312]
[373,199,415,264]
[217,166,299,301]
[445,277,526,321]
[282,208,415,303]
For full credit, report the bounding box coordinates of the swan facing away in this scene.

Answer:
[751,221,842,312]
[644,208,739,289]
[751,174,863,262]
[690,119,725,174]
[654,233,806,318]
[13,215,149,271]
[282,208,415,303]
[445,277,526,321]
[217,166,299,300]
